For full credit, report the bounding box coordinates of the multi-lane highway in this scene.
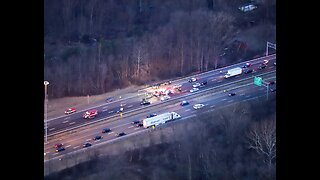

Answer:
[46,54,276,136]
[45,56,276,161]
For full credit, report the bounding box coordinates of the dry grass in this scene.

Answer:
[47,85,139,119]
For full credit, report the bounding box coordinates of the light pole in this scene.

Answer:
[44,81,49,143]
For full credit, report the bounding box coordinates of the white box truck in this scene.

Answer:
[143,112,181,128]
[224,67,242,78]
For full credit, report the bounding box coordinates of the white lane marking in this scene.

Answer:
[128,126,134,129]
[217,80,222,83]
[221,98,227,101]
[62,120,69,123]
[204,104,209,106]
[127,105,133,108]
[259,88,265,90]
[73,146,79,149]
[228,100,233,103]
[64,117,70,120]
[108,132,114,135]
[245,95,251,98]
[210,105,215,108]
[240,93,245,96]
[53,153,59,156]
[69,122,75,125]
[102,109,109,112]
[66,145,71,148]
[86,139,91,141]
[108,111,114,113]
[185,109,191,112]
[134,128,140,130]
[45,151,50,154]
[49,128,55,131]
[102,106,108,109]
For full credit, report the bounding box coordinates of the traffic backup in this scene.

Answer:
[142,112,181,128]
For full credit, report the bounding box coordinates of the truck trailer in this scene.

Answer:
[224,67,242,78]
[143,112,181,128]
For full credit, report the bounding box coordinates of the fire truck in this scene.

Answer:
[83,109,98,119]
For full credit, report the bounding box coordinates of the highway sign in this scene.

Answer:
[254,77,262,86]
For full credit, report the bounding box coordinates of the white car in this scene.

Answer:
[193,83,201,88]
[160,95,171,101]
[190,88,199,93]
[188,78,197,83]
[193,104,205,109]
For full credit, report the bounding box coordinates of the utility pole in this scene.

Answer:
[44,81,49,143]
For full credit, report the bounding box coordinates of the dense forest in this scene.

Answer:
[44,0,276,98]
[44,96,276,180]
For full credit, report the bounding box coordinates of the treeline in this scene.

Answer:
[44,0,276,98]
[44,96,276,180]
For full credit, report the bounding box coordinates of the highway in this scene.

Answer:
[46,54,276,136]
[44,69,276,161]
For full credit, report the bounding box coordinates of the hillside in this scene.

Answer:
[44,0,276,98]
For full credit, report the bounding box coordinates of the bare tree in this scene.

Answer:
[247,119,276,167]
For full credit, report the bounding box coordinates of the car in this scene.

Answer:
[105,97,114,103]
[180,100,189,106]
[228,92,236,97]
[160,95,171,101]
[273,62,276,66]
[136,123,143,127]
[102,128,111,133]
[244,69,253,74]
[188,78,197,83]
[54,143,63,149]
[270,88,276,92]
[162,81,172,85]
[116,107,124,113]
[64,108,76,115]
[132,120,140,124]
[258,64,266,70]
[93,135,102,140]
[190,88,199,93]
[242,63,252,68]
[83,142,92,148]
[56,147,65,152]
[267,81,275,85]
[116,132,126,137]
[141,100,151,105]
[193,104,205,109]
[201,81,207,86]
[147,113,157,118]
[263,60,269,65]
[193,83,201,88]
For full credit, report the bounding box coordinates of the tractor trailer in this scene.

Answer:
[224,67,242,78]
[143,112,181,128]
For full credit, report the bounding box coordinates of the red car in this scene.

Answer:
[83,109,98,119]
[65,108,76,115]
[54,143,63,149]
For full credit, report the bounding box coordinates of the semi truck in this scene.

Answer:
[143,112,181,128]
[224,67,242,78]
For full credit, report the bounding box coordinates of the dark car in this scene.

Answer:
[132,120,140,124]
[105,97,114,103]
[258,64,266,70]
[83,142,92,148]
[93,135,102,140]
[228,92,236,97]
[102,128,111,133]
[116,132,126,137]
[201,81,207,86]
[267,81,275,85]
[56,147,65,152]
[180,100,189,106]
[141,100,151,105]
[244,69,253,74]
[54,143,63,149]
[242,63,252,68]
[136,123,143,127]
[147,113,157,118]
[270,88,276,92]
